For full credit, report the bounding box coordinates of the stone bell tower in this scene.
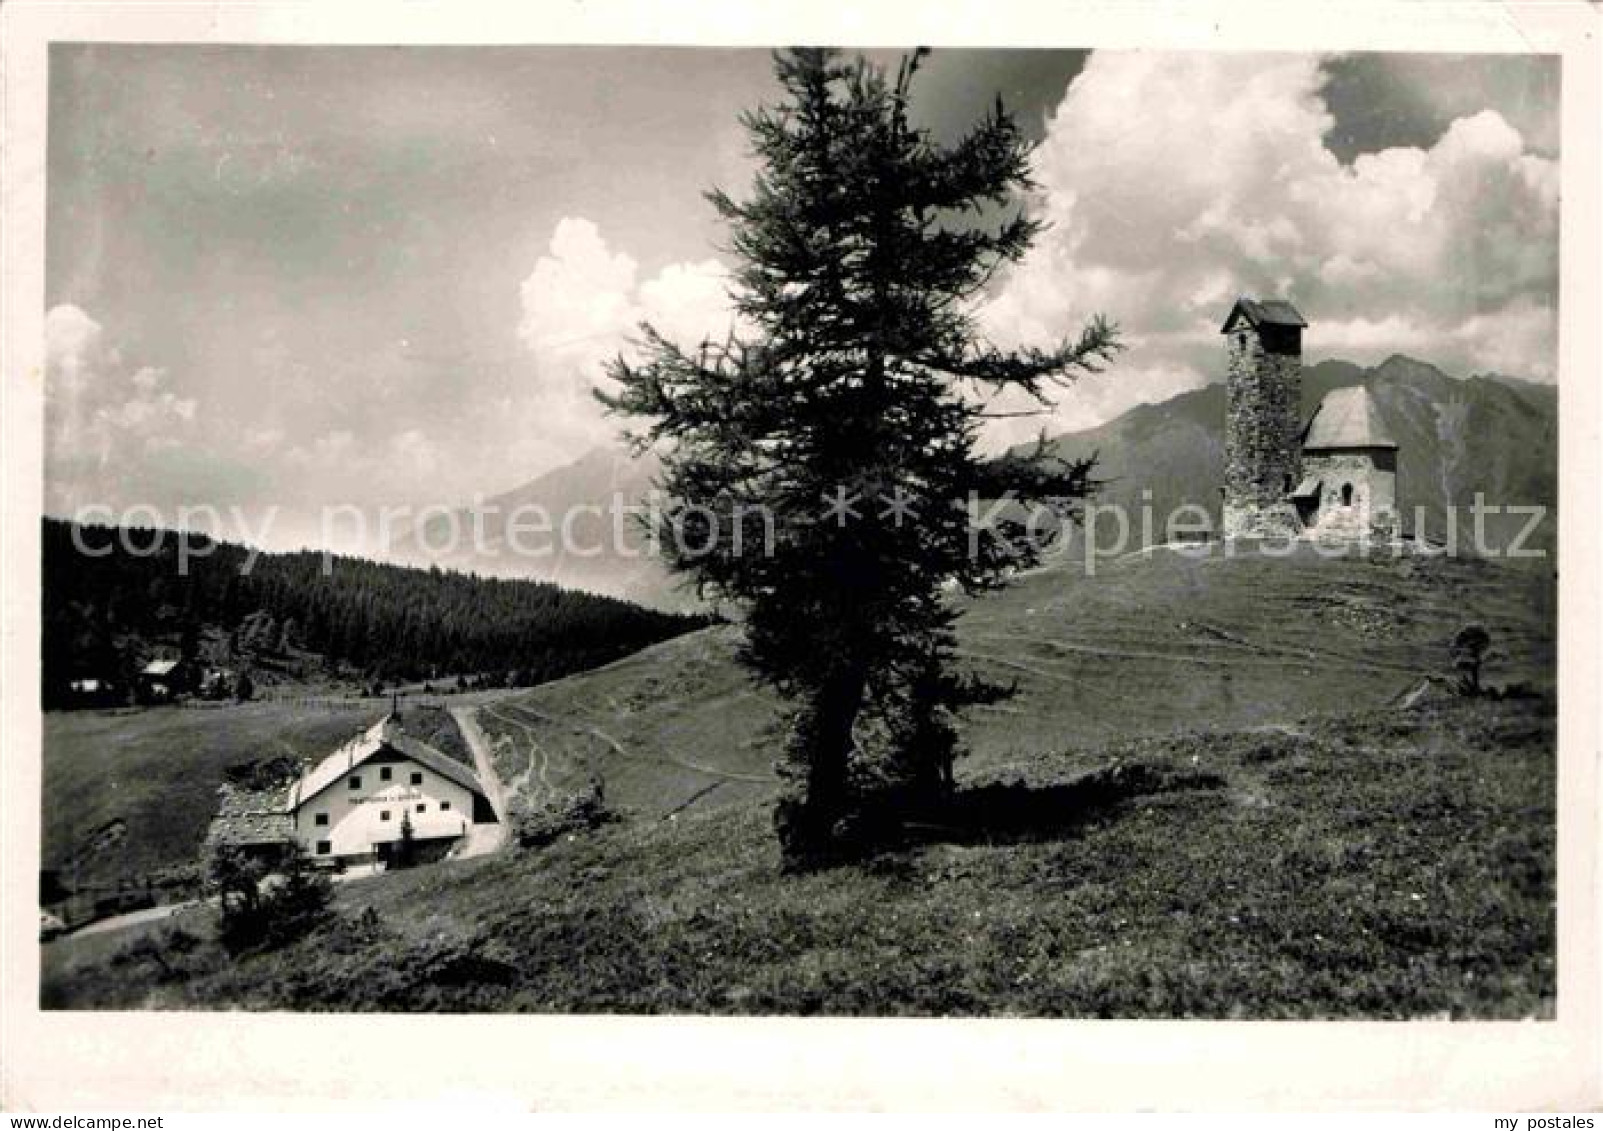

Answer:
[1220,297,1307,539]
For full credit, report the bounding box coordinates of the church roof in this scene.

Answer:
[1220,297,1307,333]
[1302,386,1398,450]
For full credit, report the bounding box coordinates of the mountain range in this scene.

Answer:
[396,354,1557,609]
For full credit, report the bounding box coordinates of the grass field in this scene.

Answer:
[40,697,472,890]
[475,545,1555,821]
[42,694,1555,1017]
[40,543,1557,1015]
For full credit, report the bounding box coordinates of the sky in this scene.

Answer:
[44,45,1560,546]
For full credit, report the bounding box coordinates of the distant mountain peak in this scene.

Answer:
[1374,353,1449,381]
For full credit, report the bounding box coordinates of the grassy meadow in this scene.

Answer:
[42,695,1555,1017]
[476,545,1555,821]
[40,545,1558,1015]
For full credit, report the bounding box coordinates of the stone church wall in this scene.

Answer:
[1302,448,1398,536]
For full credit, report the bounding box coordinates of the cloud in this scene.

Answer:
[45,304,202,513]
[285,429,356,472]
[1371,53,1560,157]
[518,217,643,367]
[388,428,440,479]
[44,303,112,446]
[514,217,735,467]
[978,52,1559,447]
[45,220,735,527]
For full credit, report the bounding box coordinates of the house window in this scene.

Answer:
[380,766,393,782]
[349,775,361,790]
[416,803,426,813]
[1283,473,1293,494]
[1341,483,1354,506]
[410,771,423,785]
[440,800,451,811]
[315,840,331,855]
[380,810,391,822]
[314,813,329,827]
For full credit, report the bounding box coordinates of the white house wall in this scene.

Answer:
[293,757,476,860]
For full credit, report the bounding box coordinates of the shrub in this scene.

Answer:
[110,925,204,983]
[511,778,616,849]
[1450,624,1491,697]
[207,843,333,955]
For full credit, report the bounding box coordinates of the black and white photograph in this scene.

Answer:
[2,0,1598,1113]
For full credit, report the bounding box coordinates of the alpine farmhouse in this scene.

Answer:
[206,713,496,868]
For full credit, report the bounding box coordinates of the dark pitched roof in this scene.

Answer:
[387,734,488,798]
[1302,386,1398,450]
[292,715,487,810]
[1221,297,1308,333]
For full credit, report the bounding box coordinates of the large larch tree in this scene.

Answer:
[602,48,1120,865]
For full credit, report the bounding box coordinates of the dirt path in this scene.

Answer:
[501,700,776,786]
[63,898,213,939]
[449,705,511,858]
[480,702,555,801]
[58,862,393,942]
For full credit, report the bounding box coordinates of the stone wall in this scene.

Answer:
[1222,323,1303,538]
[1302,448,1398,538]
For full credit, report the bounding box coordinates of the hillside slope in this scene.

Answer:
[43,518,707,700]
[45,694,1555,1017]
[475,546,1555,822]
[43,545,1557,1016]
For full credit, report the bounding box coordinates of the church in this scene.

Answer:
[1220,297,1399,542]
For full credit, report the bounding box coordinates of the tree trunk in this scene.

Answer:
[774,667,866,868]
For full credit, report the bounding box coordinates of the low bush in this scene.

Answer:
[109,925,206,983]
[208,844,333,955]
[510,778,617,849]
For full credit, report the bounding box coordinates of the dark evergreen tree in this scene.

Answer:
[179,613,201,664]
[396,809,417,870]
[602,48,1120,864]
[41,518,709,699]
